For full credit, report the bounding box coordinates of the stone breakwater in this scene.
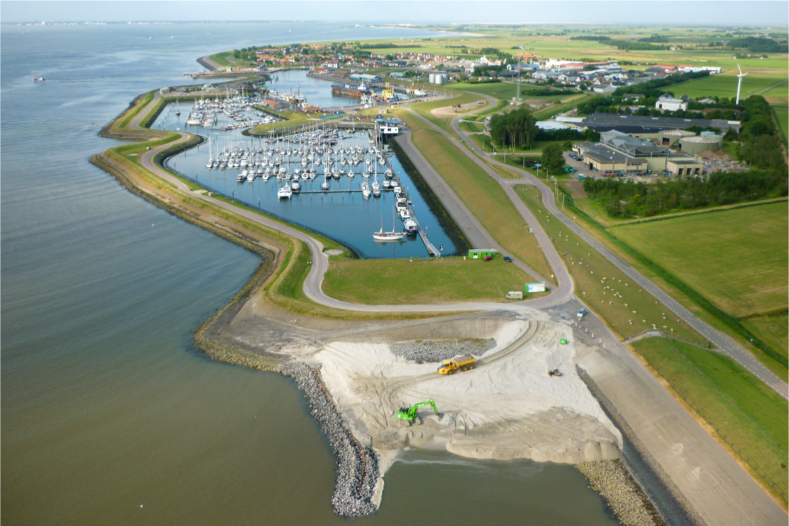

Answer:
[390,338,496,363]
[576,460,665,526]
[277,362,380,518]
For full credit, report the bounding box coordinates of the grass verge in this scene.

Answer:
[632,337,788,507]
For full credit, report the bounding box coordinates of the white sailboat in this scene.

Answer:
[373,208,405,242]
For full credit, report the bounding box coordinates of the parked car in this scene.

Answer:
[577,308,587,319]
[503,255,513,262]
[483,256,493,261]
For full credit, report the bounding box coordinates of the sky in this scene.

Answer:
[2,1,787,26]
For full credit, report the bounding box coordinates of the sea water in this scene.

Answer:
[2,21,619,525]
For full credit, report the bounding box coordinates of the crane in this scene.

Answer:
[396,399,440,423]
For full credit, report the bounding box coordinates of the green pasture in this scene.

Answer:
[772,105,788,145]
[665,74,787,100]
[633,337,788,505]
[324,256,532,304]
[742,314,789,362]
[609,202,788,318]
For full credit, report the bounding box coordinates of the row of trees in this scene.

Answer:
[583,171,788,218]
[489,108,537,149]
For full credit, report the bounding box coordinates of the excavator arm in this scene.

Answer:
[397,399,440,422]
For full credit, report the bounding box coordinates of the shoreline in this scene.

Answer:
[88,60,725,524]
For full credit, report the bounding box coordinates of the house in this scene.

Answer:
[656,94,688,111]
[479,56,503,67]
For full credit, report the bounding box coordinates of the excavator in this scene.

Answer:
[396,399,440,423]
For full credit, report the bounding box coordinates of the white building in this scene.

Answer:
[656,94,688,111]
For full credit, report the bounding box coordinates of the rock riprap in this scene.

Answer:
[576,460,664,526]
[390,338,496,363]
[278,362,380,518]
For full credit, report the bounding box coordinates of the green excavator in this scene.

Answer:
[396,399,440,423]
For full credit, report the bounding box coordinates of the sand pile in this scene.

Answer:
[313,317,621,466]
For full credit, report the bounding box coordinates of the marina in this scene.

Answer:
[155,99,456,259]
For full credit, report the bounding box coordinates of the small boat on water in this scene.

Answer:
[361,182,371,199]
[278,185,293,199]
[33,75,46,82]
[373,208,405,242]
[404,218,418,235]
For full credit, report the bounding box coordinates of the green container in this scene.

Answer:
[559,338,568,345]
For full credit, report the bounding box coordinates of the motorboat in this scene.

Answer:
[404,218,418,235]
[278,185,293,199]
[361,182,371,199]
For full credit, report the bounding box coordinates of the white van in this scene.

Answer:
[506,291,523,300]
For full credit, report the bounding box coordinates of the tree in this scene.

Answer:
[541,143,565,175]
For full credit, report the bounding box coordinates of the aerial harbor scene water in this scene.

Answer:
[3,3,788,526]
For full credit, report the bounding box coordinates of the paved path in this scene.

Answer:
[119,91,787,525]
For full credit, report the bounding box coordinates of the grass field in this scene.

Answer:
[632,337,788,505]
[669,74,787,100]
[742,314,789,361]
[516,185,704,343]
[411,90,486,134]
[397,110,556,283]
[324,256,533,304]
[609,202,788,318]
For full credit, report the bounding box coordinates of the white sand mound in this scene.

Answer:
[311,317,622,469]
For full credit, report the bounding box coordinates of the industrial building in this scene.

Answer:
[579,113,740,135]
[679,134,724,154]
[574,130,704,176]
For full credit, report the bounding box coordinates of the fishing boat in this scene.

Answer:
[373,208,405,242]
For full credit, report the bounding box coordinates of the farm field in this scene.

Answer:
[609,201,788,318]
[323,256,532,304]
[632,337,788,505]
[669,74,787,100]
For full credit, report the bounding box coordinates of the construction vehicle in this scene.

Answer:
[397,399,440,423]
[437,355,477,375]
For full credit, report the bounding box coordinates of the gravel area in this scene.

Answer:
[576,460,665,526]
[390,338,496,363]
[277,362,380,518]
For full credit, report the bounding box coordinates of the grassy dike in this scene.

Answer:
[516,184,788,507]
[397,109,556,284]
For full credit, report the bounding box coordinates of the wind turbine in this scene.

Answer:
[735,64,747,105]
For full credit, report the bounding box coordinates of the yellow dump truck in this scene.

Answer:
[437,355,477,375]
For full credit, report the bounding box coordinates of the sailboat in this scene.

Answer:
[373,207,405,242]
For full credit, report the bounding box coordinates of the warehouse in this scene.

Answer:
[579,113,741,134]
